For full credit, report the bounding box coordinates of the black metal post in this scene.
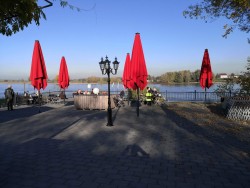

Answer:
[64,89,66,104]
[205,87,207,102]
[106,68,113,126]
[165,90,167,102]
[137,87,139,117]
[99,56,119,127]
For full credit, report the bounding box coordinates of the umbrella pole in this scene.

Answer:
[205,87,207,102]
[137,87,139,117]
[38,90,41,113]
[127,89,130,106]
[64,89,65,104]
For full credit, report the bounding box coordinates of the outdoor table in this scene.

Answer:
[32,96,39,104]
[19,95,33,105]
[74,94,116,110]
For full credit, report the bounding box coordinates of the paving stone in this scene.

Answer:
[0,105,249,187]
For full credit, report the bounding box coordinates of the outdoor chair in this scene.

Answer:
[41,96,49,104]
[114,95,125,107]
[56,97,65,104]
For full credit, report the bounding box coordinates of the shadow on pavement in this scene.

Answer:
[64,100,74,106]
[206,103,227,117]
[0,105,250,187]
[122,144,150,157]
[0,106,55,123]
[0,133,249,188]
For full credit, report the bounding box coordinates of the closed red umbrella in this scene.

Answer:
[130,33,148,116]
[30,40,48,112]
[122,53,132,89]
[58,56,69,89]
[30,40,48,91]
[130,33,148,90]
[199,49,213,100]
[58,56,69,103]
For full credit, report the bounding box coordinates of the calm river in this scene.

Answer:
[0,82,220,98]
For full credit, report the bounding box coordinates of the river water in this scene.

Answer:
[0,82,219,98]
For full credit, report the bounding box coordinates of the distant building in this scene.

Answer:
[218,73,228,79]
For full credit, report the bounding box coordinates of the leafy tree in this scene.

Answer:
[98,77,106,85]
[147,75,153,82]
[182,70,191,83]
[159,73,168,83]
[215,73,220,79]
[191,69,200,82]
[174,72,183,83]
[213,78,237,97]
[1,0,48,36]
[183,0,250,41]
[215,58,250,97]
[86,76,99,83]
[110,77,122,84]
[160,72,175,84]
[0,0,89,36]
[237,60,250,94]
[167,72,176,83]
[159,70,200,83]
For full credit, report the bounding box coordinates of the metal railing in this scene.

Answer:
[1,90,244,105]
[164,90,235,102]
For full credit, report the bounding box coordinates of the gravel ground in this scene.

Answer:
[164,102,250,157]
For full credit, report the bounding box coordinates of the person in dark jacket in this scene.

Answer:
[4,85,15,111]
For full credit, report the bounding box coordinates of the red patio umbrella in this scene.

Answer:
[199,49,213,101]
[58,56,69,89]
[58,56,69,103]
[122,53,132,89]
[130,33,148,91]
[130,33,148,116]
[30,40,48,112]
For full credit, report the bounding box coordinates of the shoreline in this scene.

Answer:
[0,81,225,85]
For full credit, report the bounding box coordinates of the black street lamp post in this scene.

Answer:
[99,56,119,126]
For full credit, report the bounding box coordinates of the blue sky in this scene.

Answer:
[0,0,249,80]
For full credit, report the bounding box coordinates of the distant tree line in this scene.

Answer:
[68,70,204,84]
[148,70,203,84]
[69,76,122,84]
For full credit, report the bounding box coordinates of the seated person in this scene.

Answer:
[73,89,82,97]
[120,90,125,98]
[152,88,158,102]
[101,91,107,95]
[77,89,83,95]
[145,90,153,105]
[24,91,29,97]
[59,91,67,99]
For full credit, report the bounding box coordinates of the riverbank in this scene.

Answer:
[0,81,226,84]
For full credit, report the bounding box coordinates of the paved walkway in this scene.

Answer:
[0,103,249,188]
